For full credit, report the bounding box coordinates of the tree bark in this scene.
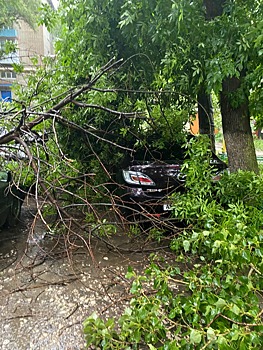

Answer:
[220,77,258,173]
[203,0,225,19]
[203,0,258,173]
[197,88,215,152]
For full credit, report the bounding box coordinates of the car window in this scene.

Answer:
[0,171,9,182]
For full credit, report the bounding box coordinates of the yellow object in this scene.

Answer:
[222,139,226,153]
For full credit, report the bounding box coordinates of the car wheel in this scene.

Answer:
[5,198,22,227]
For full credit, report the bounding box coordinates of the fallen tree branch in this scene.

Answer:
[0,58,124,145]
[71,100,146,118]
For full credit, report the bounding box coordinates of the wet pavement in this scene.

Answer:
[0,199,172,350]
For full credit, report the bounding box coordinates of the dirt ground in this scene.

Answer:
[0,199,175,350]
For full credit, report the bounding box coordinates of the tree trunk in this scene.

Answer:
[203,0,225,19]
[220,77,258,173]
[197,88,215,152]
[203,0,258,173]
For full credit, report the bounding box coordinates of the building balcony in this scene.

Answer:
[0,52,19,65]
[0,29,17,38]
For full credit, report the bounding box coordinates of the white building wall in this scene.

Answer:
[16,21,54,66]
[0,1,55,100]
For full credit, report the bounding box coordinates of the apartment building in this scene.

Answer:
[0,1,55,101]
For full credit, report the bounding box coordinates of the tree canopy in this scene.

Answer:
[50,0,263,172]
[0,0,41,29]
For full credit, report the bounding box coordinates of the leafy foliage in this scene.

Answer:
[31,0,262,174]
[37,0,196,173]
[0,0,41,29]
[83,137,263,349]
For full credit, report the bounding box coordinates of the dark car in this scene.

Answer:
[119,151,227,222]
[0,171,26,228]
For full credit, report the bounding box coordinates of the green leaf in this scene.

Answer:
[230,304,241,316]
[241,250,251,261]
[207,327,216,341]
[183,240,190,252]
[215,298,227,309]
[148,345,157,350]
[190,329,202,344]
[133,329,141,342]
[125,266,135,279]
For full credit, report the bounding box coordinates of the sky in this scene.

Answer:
[52,0,59,9]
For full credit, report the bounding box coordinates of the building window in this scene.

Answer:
[0,39,16,51]
[0,90,12,102]
[0,37,18,65]
[0,71,16,79]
